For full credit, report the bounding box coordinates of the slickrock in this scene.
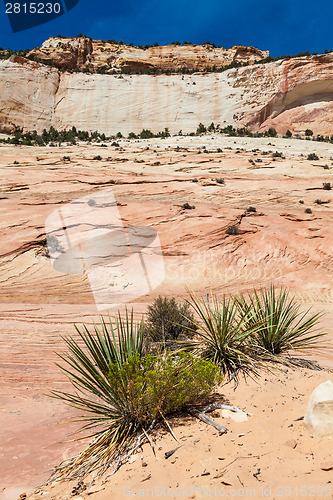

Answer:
[0,135,332,496]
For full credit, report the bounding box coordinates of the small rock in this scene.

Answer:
[284,439,297,449]
[221,409,248,422]
[128,454,138,464]
[320,462,333,471]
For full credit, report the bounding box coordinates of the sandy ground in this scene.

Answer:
[0,135,332,499]
[26,367,333,500]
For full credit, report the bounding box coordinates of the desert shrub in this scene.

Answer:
[299,200,304,204]
[182,202,195,210]
[285,130,292,138]
[214,178,225,184]
[93,155,102,160]
[305,208,312,213]
[236,286,325,356]
[62,156,70,161]
[192,178,198,183]
[144,296,197,351]
[105,352,221,428]
[246,206,257,213]
[111,141,120,147]
[315,199,324,204]
[265,128,277,137]
[307,153,319,160]
[272,151,283,158]
[140,129,154,139]
[323,182,331,190]
[226,225,239,235]
[305,129,313,136]
[51,314,221,478]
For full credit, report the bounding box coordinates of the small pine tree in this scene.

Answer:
[196,123,207,134]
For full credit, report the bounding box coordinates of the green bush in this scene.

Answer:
[265,128,277,138]
[305,208,312,213]
[226,225,239,235]
[246,206,257,213]
[182,202,195,210]
[140,129,154,139]
[144,296,197,351]
[307,153,319,160]
[305,129,313,136]
[106,352,221,428]
[51,313,220,478]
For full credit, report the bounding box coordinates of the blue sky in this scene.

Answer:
[1,0,333,56]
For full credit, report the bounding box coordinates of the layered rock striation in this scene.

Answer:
[0,40,332,136]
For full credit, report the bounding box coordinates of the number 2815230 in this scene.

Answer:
[5,3,61,14]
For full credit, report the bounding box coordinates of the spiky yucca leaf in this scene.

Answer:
[50,311,221,480]
[236,286,326,355]
[50,310,144,478]
[183,291,264,380]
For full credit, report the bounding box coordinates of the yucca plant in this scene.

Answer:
[49,309,144,479]
[49,310,221,480]
[183,292,264,381]
[236,286,326,357]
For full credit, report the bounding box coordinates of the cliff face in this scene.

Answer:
[0,48,333,136]
[0,56,59,133]
[234,54,333,135]
[28,37,268,72]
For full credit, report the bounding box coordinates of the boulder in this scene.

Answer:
[304,380,333,437]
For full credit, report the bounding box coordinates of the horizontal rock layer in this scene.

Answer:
[31,37,269,72]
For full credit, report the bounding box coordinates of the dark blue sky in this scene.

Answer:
[1,0,333,56]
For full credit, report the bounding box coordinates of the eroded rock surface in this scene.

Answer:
[0,136,332,495]
[0,43,332,135]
